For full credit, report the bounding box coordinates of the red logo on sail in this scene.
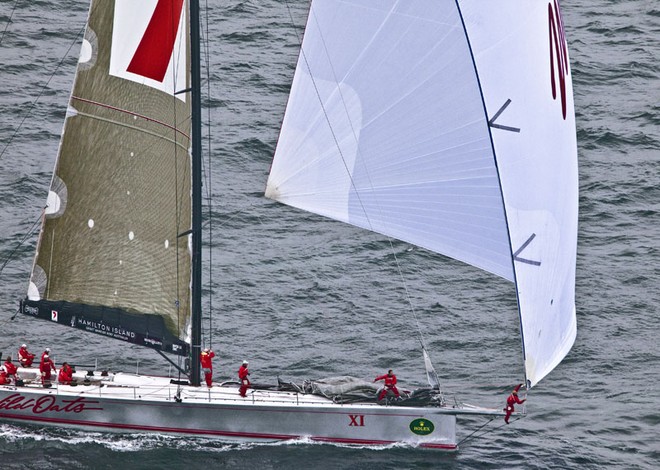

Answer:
[548,0,569,120]
[127,0,185,82]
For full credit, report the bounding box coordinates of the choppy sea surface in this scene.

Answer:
[0,1,658,468]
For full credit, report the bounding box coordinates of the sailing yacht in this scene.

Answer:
[0,0,578,450]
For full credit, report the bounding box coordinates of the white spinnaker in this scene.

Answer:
[266,0,514,280]
[266,0,578,387]
[459,0,578,387]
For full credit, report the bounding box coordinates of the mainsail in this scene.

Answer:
[22,0,192,355]
[266,0,578,387]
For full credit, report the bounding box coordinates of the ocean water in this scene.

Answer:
[0,1,658,469]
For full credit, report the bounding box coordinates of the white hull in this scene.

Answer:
[0,368,503,450]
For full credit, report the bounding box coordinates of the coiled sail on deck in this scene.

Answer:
[22,0,192,355]
[266,0,578,387]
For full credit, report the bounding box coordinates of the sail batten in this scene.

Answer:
[267,0,578,387]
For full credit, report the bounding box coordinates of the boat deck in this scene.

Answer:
[6,367,505,416]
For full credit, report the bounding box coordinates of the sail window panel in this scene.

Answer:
[268,0,514,280]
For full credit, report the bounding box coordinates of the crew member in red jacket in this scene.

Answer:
[238,360,250,397]
[18,344,35,367]
[58,362,74,385]
[374,369,400,400]
[3,356,19,383]
[200,348,215,387]
[504,383,526,424]
[39,353,56,387]
[41,347,51,362]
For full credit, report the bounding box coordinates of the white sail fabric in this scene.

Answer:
[266,0,578,388]
[266,0,514,281]
[423,347,441,390]
[459,1,578,387]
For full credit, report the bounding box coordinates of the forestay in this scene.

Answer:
[266,0,578,387]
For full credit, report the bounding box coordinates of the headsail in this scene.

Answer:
[458,0,578,387]
[266,0,578,386]
[22,0,192,356]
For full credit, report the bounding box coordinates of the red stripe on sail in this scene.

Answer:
[127,0,185,83]
[548,0,569,120]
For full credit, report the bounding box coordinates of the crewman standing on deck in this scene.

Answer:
[200,348,215,387]
[41,347,51,362]
[40,353,56,387]
[374,369,400,400]
[238,360,251,397]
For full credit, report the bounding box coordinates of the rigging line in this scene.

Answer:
[202,0,213,349]
[454,1,528,385]
[156,349,187,376]
[283,2,372,231]
[167,0,185,381]
[285,0,428,350]
[0,209,44,280]
[459,415,526,447]
[209,202,366,268]
[10,305,21,321]
[0,0,19,46]
[457,416,496,447]
[0,23,86,162]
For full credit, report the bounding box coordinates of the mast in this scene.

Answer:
[189,0,203,386]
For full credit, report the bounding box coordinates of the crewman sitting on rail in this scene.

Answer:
[0,369,9,385]
[3,356,19,383]
[58,362,74,385]
[18,343,35,367]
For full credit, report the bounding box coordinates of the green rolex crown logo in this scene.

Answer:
[409,418,434,435]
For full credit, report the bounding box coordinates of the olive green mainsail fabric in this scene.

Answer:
[27,0,192,353]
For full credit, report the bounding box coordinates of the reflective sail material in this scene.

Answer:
[266,0,578,387]
[22,0,192,355]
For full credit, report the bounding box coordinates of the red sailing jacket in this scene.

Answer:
[58,364,73,384]
[507,392,525,407]
[40,356,56,373]
[3,360,18,376]
[238,365,250,381]
[200,350,215,369]
[375,373,397,388]
[18,347,34,365]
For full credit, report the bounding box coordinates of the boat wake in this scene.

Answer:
[0,422,424,453]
